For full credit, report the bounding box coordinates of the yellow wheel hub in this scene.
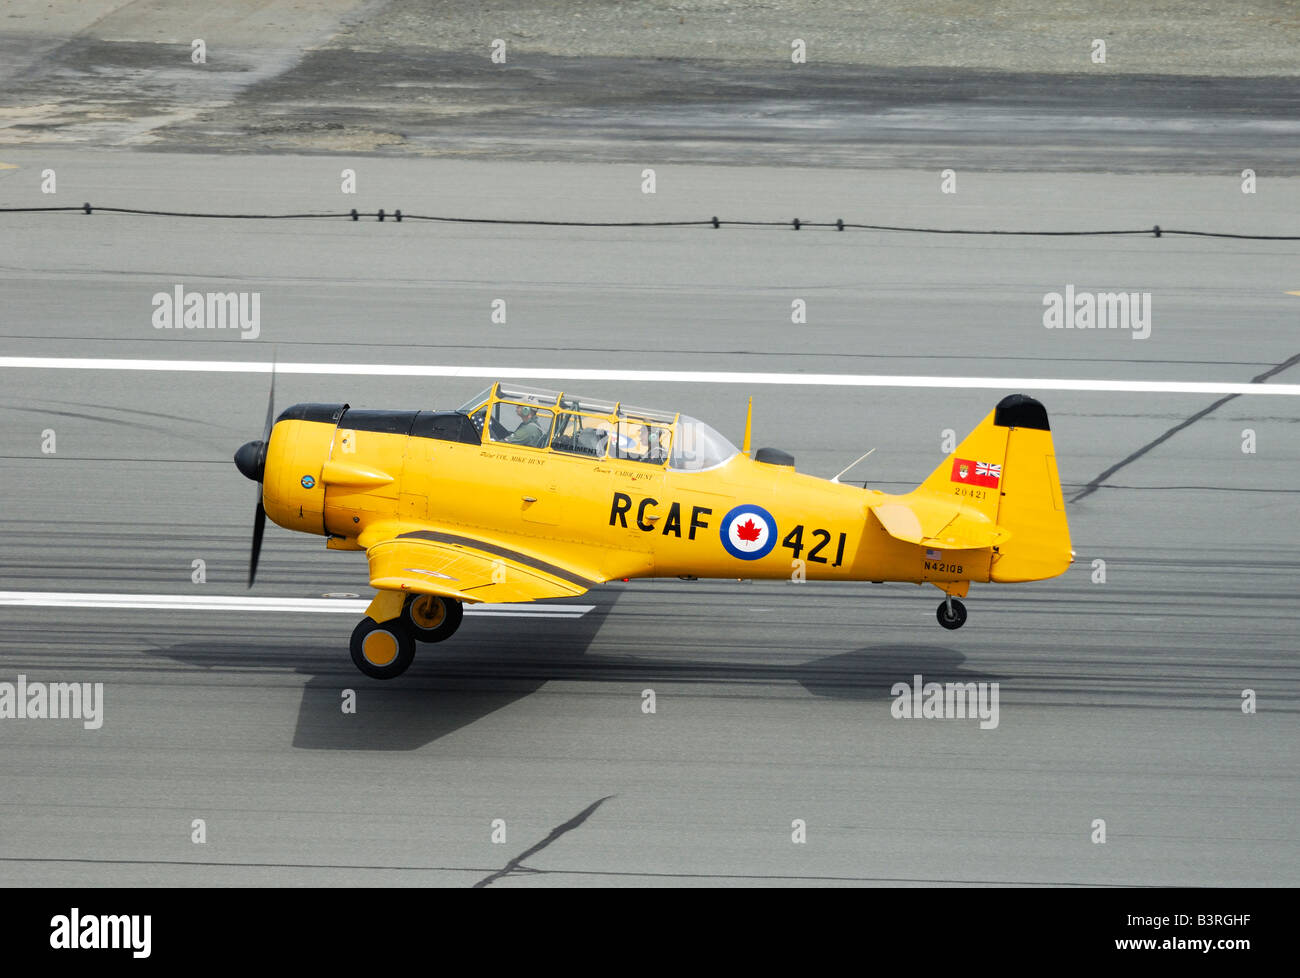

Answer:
[409,595,447,630]
[361,629,399,667]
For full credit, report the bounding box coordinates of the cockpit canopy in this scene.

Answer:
[456,383,739,471]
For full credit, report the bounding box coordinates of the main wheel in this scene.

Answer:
[350,616,416,679]
[403,593,464,643]
[936,597,968,630]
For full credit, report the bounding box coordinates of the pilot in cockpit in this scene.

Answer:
[506,404,548,447]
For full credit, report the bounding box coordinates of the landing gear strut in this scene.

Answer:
[936,596,968,630]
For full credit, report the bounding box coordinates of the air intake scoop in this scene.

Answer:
[754,447,795,467]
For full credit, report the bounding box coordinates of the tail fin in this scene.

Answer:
[911,394,1072,582]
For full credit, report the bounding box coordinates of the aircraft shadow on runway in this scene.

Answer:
[149,591,1002,751]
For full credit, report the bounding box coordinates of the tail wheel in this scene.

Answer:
[350,617,415,679]
[936,597,968,630]
[403,593,464,643]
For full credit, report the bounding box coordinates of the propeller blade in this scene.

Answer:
[248,356,275,587]
[249,501,266,588]
[261,353,277,441]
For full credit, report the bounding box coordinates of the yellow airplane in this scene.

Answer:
[234,381,1072,679]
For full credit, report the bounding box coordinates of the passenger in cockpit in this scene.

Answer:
[646,427,670,463]
[616,422,649,458]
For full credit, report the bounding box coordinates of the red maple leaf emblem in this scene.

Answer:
[735,518,762,542]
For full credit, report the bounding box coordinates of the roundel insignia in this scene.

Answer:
[301,475,316,489]
[719,504,778,561]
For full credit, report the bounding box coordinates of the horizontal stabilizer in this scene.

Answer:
[870,503,1009,551]
[871,503,924,544]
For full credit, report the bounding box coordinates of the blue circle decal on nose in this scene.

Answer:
[301,475,316,489]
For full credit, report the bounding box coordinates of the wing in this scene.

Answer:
[363,526,598,604]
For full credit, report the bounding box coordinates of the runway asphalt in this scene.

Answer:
[4,0,1298,171]
[1,152,1297,885]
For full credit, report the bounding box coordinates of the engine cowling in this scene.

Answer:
[262,403,348,536]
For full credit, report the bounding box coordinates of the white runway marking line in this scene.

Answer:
[0,591,593,618]
[1,356,1299,396]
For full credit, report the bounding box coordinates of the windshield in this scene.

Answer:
[670,417,739,471]
[456,387,492,413]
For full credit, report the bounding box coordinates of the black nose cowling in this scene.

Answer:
[234,440,267,482]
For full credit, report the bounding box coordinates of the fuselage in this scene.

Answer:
[260,402,986,588]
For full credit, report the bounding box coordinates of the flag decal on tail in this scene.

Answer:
[951,457,1002,488]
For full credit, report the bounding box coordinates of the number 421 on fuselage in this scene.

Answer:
[233,383,1072,679]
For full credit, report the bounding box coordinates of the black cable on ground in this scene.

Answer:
[0,204,1295,239]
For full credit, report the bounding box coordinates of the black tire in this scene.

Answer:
[403,593,464,643]
[350,616,416,679]
[936,597,968,630]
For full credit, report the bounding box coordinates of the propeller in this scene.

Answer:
[233,359,276,587]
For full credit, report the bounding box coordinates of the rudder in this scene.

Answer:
[988,394,1072,582]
